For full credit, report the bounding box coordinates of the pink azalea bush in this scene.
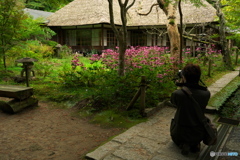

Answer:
[90,46,178,84]
[89,46,180,109]
[61,45,226,113]
[71,54,84,69]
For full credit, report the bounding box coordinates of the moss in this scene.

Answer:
[218,86,240,118]
[208,76,240,110]
[173,47,178,50]
[79,109,146,129]
[169,19,175,25]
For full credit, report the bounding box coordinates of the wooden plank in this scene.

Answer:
[0,85,33,100]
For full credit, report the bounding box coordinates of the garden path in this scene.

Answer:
[0,99,124,160]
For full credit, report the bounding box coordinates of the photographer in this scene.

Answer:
[170,63,211,155]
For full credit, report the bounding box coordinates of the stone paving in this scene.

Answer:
[207,70,240,97]
[86,68,240,160]
[218,126,240,160]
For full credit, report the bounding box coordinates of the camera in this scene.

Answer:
[177,70,183,79]
[172,70,184,86]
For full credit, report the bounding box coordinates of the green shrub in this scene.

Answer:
[34,61,54,79]
[56,46,233,116]
[7,40,55,63]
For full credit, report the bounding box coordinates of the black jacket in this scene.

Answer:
[171,85,210,126]
[170,84,211,145]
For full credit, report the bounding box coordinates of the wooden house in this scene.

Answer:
[47,0,217,53]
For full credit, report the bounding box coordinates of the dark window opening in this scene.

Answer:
[131,31,147,46]
[77,29,91,46]
[107,30,117,48]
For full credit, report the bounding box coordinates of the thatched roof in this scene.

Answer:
[47,0,217,27]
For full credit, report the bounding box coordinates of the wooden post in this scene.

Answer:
[140,76,146,116]
[192,41,196,57]
[235,48,238,65]
[126,76,147,116]
[208,59,212,77]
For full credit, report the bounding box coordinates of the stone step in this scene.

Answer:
[0,85,33,100]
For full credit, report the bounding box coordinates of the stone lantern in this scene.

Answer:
[15,57,38,87]
[55,44,62,58]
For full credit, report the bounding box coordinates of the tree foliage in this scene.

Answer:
[0,0,27,69]
[0,0,56,69]
[8,16,57,60]
[222,0,240,26]
[209,0,233,69]
[20,16,56,43]
[25,0,74,12]
[222,0,240,46]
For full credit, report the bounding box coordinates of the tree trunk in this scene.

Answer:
[167,2,180,58]
[3,54,7,69]
[215,0,233,70]
[157,0,180,62]
[107,0,135,76]
[118,37,127,76]
[0,48,7,69]
[178,0,183,64]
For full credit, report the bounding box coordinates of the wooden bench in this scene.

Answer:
[0,85,38,113]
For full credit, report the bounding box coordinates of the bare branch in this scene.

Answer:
[108,0,120,39]
[221,4,229,8]
[123,0,128,6]
[183,25,196,35]
[126,0,136,11]
[182,34,219,44]
[138,4,158,16]
[118,0,125,7]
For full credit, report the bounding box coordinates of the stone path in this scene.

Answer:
[208,70,240,97]
[218,127,240,160]
[86,68,240,160]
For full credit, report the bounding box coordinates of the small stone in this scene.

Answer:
[49,152,55,156]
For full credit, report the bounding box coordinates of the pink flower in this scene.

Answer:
[157,74,163,78]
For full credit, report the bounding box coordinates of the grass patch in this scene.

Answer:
[208,76,240,109]
[75,107,147,129]
[89,110,147,128]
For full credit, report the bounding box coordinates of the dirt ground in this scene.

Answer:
[0,99,124,160]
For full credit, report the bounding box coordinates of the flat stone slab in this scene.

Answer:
[0,85,33,100]
[85,141,122,160]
